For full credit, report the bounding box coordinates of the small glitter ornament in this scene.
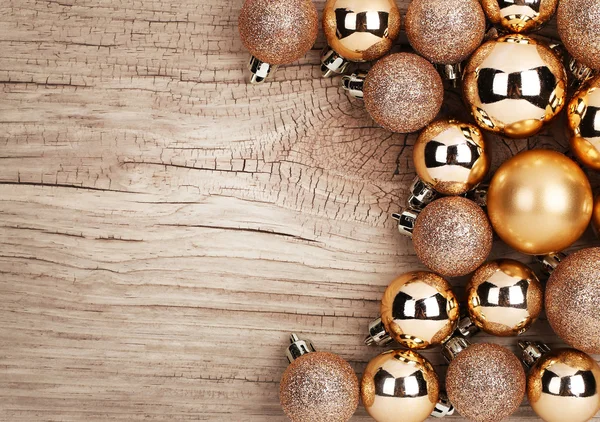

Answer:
[544,247,600,354]
[412,197,493,277]
[519,341,600,422]
[364,271,459,349]
[321,0,401,77]
[463,34,567,138]
[238,0,318,83]
[279,334,359,422]
[567,75,600,171]
[466,259,543,336]
[558,0,600,72]
[482,0,558,33]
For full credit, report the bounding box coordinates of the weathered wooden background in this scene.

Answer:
[0,0,598,420]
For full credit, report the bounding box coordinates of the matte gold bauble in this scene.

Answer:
[527,348,600,422]
[557,0,600,70]
[463,34,567,139]
[380,272,459,349]
[567,75,600,171]
[487,149,593,255]
[361,349,439,422]
[413,119,490,196]
[482,0,558,33]
[467,259,542,336]
[322,0,401,62]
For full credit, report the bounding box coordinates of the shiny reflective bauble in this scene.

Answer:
[280,351,359,422]
[380,272,459,349]
[463,34,567,138]
[546,247,600,354]
[567,75,600,171]
[361,349,439,422]
[405,0,485,65]
[467,259,543,336]
[594,195,600,235]
[527,348,600,422]
[558,0,600,70]
[482,0,558,33]
[412,197,493,277]
[446,343,526,422]
[322,0,401,62]
[238,0,319,65]
[487,149,593,255]
[413,120,490,196]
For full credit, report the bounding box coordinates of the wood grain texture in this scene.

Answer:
[0,0,598,420]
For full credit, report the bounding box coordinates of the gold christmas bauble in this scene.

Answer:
[413,119,490,196]
[527,348,600,422]
[482,0,558,33]
[322,0,401,63]
[557,0,600,71]
[463,34,567,139]
[594,194,600,235]
[487,149,593,255]
[361,349,439,422]
[466,259,542,336]
[567,75,600,171]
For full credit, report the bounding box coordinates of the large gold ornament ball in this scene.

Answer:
[413,119,490,196]
[463,34,567,139]
[487,149,593,255]
[545,247,600,354]
[482,0,558,33]
[466,259,543,336]
[380,272,459,349]
[557,0,600,70]
[567,75,600,171]
[322,0,401,62]
[361,349,439,422]
[594,194,600,235]
[527,348,600,422]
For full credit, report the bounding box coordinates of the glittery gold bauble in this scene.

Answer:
[380,272,459,349]
[482,0,558,33]
[558,0,600,70]
[405,0,485,65]
[280,351,359,422]
[238,0,318,65]
[545,247,600,354]
[446,343,526,422]
[467,259,543,336]
[322,0,401,63]
[567,75,600,171]
[527,348,600,422]
[361,349,439,422]
[412,197,493,277]
[364,53,444,133]
[487,149,593,255]
[413,120,490,196]
[463,34,567,138]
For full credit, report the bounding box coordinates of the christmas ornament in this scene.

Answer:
[463,34,567,138]
[364,271,459,349]
[362,53,444,133]
[280,334,359,422]
[487,149,593,255]
[544,247,600,354]
[519,341,600,422]
[412,197,493,277]
[413,119,490,196]
[466,259,543,336]
[238,0,318,84]
[361,349,454,422]
[482,0,558,34]
[594,195,600,235]
[443,339,526,422]
[557,0,600,75]
[567,75,600,171]
[321,0,401,77]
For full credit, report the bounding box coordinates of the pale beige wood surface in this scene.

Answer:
[0,0,599,420]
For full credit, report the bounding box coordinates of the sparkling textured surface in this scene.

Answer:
[280,351,359,422]
[238,0,318,65]
[412,197,493,277]
[558,0,600,70]
[405,0,486,64]
[446,343,526,422]
[546,247,600,354]
[364,53,443,133]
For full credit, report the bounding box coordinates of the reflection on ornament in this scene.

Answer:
[482,0,558,33]
[567,75,600,170]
